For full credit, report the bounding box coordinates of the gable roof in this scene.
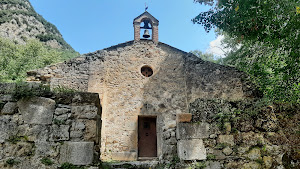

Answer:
[133,11,159,25]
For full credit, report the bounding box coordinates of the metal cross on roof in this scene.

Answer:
[145,3,148,11]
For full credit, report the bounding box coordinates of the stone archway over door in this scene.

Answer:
[138,116,157,157]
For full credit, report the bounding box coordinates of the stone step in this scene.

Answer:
[102,160,160,169]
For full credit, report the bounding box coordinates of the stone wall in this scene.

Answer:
[0,83,101,169]
[175,98,300,169]
[184,54,259,103]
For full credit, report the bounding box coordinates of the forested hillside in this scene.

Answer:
[0,0,79,82]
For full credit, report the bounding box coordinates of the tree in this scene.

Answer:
[193,0,300,103]
[0,37,79,82]
[190,50,219,63]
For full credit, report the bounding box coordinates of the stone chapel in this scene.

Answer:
[27,11,257,162]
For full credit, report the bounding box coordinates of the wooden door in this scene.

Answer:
[138,116,157,157]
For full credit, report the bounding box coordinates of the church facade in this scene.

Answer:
[28,12,256,161]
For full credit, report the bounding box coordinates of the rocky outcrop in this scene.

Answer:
[0,0,73,50]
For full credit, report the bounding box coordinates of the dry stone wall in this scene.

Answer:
[174,98,300,169]
[0,83,101,169]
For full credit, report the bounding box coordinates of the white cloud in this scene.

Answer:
[206,35,229,58]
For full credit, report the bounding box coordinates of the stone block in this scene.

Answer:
[50,125,70,141]
[0,116,17,143]
[222,147,233,155]
[263,156,273,169]
[35,141,59,157]
[177,113,192,122]
[17,97,55,124]
[71,105,98,119]
[26,125,49,142]
[247,148,261,160]
[3,142,34,157]
[217,135,234,146]
[55,107,70,115]
[242,162,261,169]
[213,150,226,160]
[1,102,17,115]
[84,120,97,141]
[60,142,94,165]
[55,113,69,121]
[0,83,16,94]
[0,94,13,101]
[206,161,222,169]
[240,132,265,146]
[177,139,206,160]
[176,122,210,140]
[70,131,83,140]
[111,152,137,161]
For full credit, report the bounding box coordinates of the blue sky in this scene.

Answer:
[29,0,217,54]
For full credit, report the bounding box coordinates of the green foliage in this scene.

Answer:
[53,85,78,94]
[53,119,66,125]
[159,156,180,169]
[0,37,78,82]
[6,158,20,166]
[168,156,180,168]
[255,159,264,165]
[6,135,22,144]
[0,100,5,110]
[6,135,30,144]
[188,161,206,169]
[98,162,112,169]
[12,82,51,99]
[214,112,231,130]
[193,0,300,103]
[36,34,73,50]
[206,154,216,160]
[40,157,54,166]
[12,82,37,99]
[59,162,84,169]
[215,143,227,150]
[190,50,223,64]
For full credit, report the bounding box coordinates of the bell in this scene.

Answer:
[143,30,150,38]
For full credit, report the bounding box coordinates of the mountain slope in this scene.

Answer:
[0,0,73,50]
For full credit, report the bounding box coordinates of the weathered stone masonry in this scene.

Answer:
[23,11,264,166]
[0,83,101,168]
[27,39,256,162]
